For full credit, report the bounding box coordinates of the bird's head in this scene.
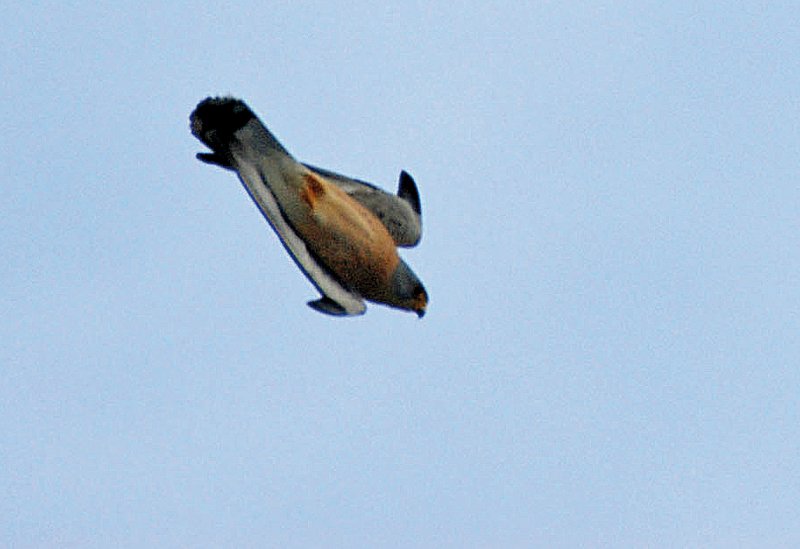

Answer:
[389,260,428,318]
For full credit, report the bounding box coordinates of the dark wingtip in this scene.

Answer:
[190,96,255,150]
[196,152,234,170]
[397,170,421,215]
[307,297,350,316]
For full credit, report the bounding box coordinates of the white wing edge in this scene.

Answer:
[233,159,367,316]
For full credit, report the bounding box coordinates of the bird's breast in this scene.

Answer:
[289,172,400,298]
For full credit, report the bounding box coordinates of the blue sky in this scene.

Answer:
[2,2,799,546]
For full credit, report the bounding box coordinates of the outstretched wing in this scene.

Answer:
[304,164,423,248]
[191,97,367,316]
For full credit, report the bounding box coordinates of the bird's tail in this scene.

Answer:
[190,97,291,169]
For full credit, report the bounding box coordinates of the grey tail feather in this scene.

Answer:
[397,170,421,215]
[190,97,256,151]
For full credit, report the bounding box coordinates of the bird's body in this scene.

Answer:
[190,97,427,317]
[284,170,401,301]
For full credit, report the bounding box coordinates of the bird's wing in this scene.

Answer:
[191,97,366,316]
[303,164,422,248]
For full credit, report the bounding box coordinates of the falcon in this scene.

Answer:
[190,97,428,317]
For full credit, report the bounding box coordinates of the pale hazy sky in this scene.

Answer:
[3,2,799,546]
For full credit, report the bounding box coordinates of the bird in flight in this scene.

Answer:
[190,97,428,317]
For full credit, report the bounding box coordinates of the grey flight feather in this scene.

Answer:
[191,97,367,316]
[303,164,422,247]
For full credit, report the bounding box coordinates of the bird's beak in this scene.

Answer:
[415,297,427,318]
